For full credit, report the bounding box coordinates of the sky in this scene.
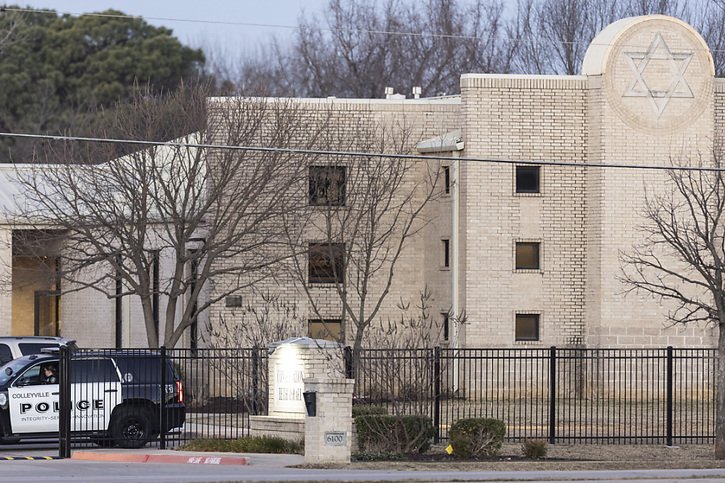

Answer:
[16,1,331,49]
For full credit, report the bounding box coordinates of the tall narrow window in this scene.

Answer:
[443,165,451,194]
[516,166,540,193]
[442,312,449,341]
[189,251,199,354]
[151,250,160,337]
[441,239,450,268]
[115,254,123,349]
[309,166,346,206]
[308,243,345,284]
[515,242,540,270]
[515,314,540,341]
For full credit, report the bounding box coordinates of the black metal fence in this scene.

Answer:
[51,345,716,454]
[56,347,267,453]
[352,346,716,444]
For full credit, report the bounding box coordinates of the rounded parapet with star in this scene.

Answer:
[583,15,714,134]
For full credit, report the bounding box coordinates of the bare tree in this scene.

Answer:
[512,0,627,75]
[281,116,444,374]
[11,82,317,348]
[203,291,305,349]
[690,1,725,77]
[620,149,725,458]
[210,0,513,98]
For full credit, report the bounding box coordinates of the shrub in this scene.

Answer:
[521,439,548,459]
[179,436,303,454]
[352,405,388,418]
[449,418,506,458]
[355,414,435,454]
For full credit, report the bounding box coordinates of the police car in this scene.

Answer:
[0,351,185,448]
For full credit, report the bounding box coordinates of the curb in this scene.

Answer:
[1,456,61,461]
[71,451,249,465]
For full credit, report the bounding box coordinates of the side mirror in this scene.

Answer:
[16,377,30,387]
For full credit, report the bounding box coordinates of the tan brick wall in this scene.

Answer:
[459,75,588,347]
[586,17,717,348]
[207,97,461,348]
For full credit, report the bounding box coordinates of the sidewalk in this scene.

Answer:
[4,447,725,483]
[69,448,304,466]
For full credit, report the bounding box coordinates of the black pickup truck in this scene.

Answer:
[0,350,185,448]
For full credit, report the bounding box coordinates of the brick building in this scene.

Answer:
[0,14,721,351]
[209,14,722,350]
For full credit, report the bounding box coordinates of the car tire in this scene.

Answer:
[110,406,153,449]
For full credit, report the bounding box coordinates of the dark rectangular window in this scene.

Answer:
[308,243,344,284]
[308,319,343,342]
[442,313,449,341]
[443,165,451,194]
[70,359,118,384]
[515,242,540,270]
[442,239,450,268]
[309,166,346,206]
[151,250,160,336]
[516,166,540,193]
[0,344,13,365]
[515,314,540,341]
[18,343,59,356]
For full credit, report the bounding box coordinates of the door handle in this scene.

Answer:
[104,389,118,393]
[52,392,59,395]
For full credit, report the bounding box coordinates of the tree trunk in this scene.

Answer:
[716,323,725,459]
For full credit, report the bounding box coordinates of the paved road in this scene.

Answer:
[3,445,725,483]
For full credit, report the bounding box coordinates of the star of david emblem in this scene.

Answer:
[623,32,694,118]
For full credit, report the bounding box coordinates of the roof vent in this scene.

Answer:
[385,87,406,100]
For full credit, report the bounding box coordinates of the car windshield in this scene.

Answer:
[0,358,33,386]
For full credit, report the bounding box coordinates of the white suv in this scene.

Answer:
[0,337,76,366]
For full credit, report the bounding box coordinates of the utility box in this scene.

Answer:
[303,377,354,464]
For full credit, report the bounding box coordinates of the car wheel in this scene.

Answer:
[111,406,153,449]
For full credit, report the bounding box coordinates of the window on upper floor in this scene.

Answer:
[443,165,451,194]
[515,313,540,341]
[516,166,540,194]
[308,243,345,284]
[515,242,540,270]
[309,166,346,206]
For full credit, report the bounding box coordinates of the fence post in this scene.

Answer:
[433,347,441,444]
[549,346,557,445]
[344,346,353,379]
[159,346,167,450]
[252,348,260,416]
[666,346,673,446]
[58,344,72,459]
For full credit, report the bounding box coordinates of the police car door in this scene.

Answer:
[8,363,58,433]
[70,359,122,432]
